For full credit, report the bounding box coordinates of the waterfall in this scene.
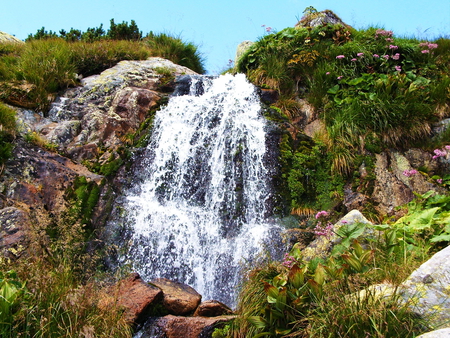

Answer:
[115,73,282,307]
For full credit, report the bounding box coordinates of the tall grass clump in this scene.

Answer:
[0,206,133,338]
[0,102,16,166]
[144,32,205,74]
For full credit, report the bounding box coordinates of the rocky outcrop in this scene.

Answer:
[372,150,441,215]
[150,278,202,316]
[0,139,104,257]
[295,9,350,29]
[18,58,197,165]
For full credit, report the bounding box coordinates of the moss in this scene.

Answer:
[277,131,345,216]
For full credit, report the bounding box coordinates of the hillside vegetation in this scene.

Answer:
[218,8,450,338]
[235,8,450,217]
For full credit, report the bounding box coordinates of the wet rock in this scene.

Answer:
[140,314,233,338]
[193,300,233,317]
[104,273,163,326]
[150,278,202,316]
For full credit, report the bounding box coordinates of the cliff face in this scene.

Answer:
[0,57,197,258]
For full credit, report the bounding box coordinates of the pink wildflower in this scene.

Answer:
[395,65,402,72]
[444,145,450,150]
[389,45,398,50]
[266,27,272,32]
[315,210,329,219]
[326,72,330,75]
[373,54,379,58]
[428,43,438,49]
[282,253,297,268]
[357,52,364,57]
[375,29,393,38]
[437,178,443,184]
[337,76,343,80]
[314,222,334,238]
[383,54,390,60]
[385,38,394,42]
[432,149,447,159]
[351,58,357,61]
[392,53,400,60]
[422,49,430,54]
[403,169,418,177]
[336,55,345,59]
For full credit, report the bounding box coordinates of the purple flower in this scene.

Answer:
[383,54,390,60]
[326,72,330,75]
[375,29,393,38]
[357,52,364,57]
[437,178,443,184]
[341,220,348,224]
[337,76,343,80]
[428,43,438,49]
[315,210,329,219]
[432,148,447,159]
[389,45,399,50]
[266,27,272,32]
[314,222,334,238]
[392,53,400,60]
[351,58,357,61]
[403,169,418,177]
[444,145,450,150]
[336,55,345,59]
[395,65,402,72]
[373,54,379,58]
[422,49,430,54]
[385,38,394,42]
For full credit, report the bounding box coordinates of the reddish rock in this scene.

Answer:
[150,278,202,315]
[193,300,233,317]
[148,314,233,338]
[114,273,163,325]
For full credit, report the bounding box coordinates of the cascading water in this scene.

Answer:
[114,73,282,307]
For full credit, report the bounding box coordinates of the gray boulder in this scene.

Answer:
[400,245,450,329]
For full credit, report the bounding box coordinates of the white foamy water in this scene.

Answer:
[119,73,280,306]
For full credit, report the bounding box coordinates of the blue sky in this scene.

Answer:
[1,0,449,74]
